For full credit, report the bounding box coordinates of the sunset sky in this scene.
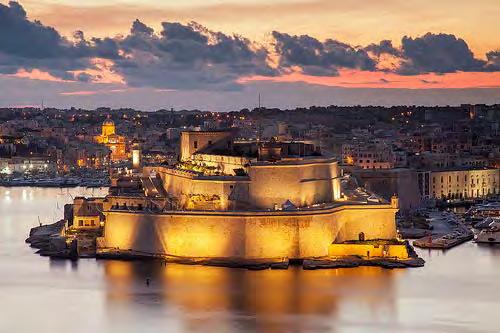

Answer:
[1,0,499,110]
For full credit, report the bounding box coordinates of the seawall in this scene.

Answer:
[101,204,397,260]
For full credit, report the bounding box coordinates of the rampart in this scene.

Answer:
[101,203,397,260]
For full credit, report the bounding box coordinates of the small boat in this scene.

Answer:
[474,217,499,229]
[475,221,500,244]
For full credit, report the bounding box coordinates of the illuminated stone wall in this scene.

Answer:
[102,204,397,259]
[153,158,341,210]
[192,153,249,175]
[156,167,250,209]
[248,159,341,209]
[180,131,233,161]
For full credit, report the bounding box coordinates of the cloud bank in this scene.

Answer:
[0,1,499,91]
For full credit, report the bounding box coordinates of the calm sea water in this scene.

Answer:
[1,187,499,333]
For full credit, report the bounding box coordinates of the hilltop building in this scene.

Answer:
[94,117,127,161]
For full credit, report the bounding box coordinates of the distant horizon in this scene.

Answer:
[3,91,499,113]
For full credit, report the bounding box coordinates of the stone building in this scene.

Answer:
[94,117,127,161]
[93,130,407,263]
[418,167,499,200]
[72,197,105,229]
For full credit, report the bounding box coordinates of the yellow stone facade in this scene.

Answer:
[101,204,399,260]
[95,118,127,161]
[429,168,499,199]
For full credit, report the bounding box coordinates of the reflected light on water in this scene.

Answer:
[103,260,402,332]
[1,187,500,333]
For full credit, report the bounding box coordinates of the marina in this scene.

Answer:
[0,177,110,188]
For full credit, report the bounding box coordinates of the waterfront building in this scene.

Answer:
[0,156,54,175]
[92,130,408,263]
[72,197,104,230]
[418,167,499,200]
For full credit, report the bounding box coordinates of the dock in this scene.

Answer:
[413,229,474,249]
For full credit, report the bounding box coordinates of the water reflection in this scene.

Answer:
[103,261,400,332]
[2,187,500,333]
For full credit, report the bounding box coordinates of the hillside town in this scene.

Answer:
[1,105,498,208]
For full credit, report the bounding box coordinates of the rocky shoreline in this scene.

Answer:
[26,220,78,259]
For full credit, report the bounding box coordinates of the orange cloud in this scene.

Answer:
[240,70,500,89]
[70,58,125,84]
[11,69,69,82]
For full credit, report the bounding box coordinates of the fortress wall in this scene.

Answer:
[103,205,396,259]
[192,153,249,175]
[333,207,398,242]
[157,167,250,209]
[248,160,340,209]
[158,168,193,201]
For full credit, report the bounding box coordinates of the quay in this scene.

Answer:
[413,229,474,249]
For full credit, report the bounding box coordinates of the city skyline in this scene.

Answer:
[1,0,499,110]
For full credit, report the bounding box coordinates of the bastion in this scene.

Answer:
[91,130,422,268]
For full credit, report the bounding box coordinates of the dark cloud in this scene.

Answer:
[485,50,500,71]
[398,33,486,74]
[0,2,499,90]
[0,1,111,80]
[272,31,376,76]
[131,19,154,36]
[364,40,401,57]
[111,20,277,90]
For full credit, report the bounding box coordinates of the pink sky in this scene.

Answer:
[0,0,499,108]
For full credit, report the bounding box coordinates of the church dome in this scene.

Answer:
[103,118,114,126]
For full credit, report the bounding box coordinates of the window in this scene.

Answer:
[208,140,212,145]
[194,141,198,149]
[90,220,95,226]
[78,220,83,226]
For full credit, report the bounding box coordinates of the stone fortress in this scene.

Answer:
[73,129,421,267]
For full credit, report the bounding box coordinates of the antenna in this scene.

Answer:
[41,98,44,110]
[258,93,261,110]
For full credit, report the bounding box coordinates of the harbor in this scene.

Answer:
[2,186,500,333]
[0,176,110,188]
[398,200,500,250]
